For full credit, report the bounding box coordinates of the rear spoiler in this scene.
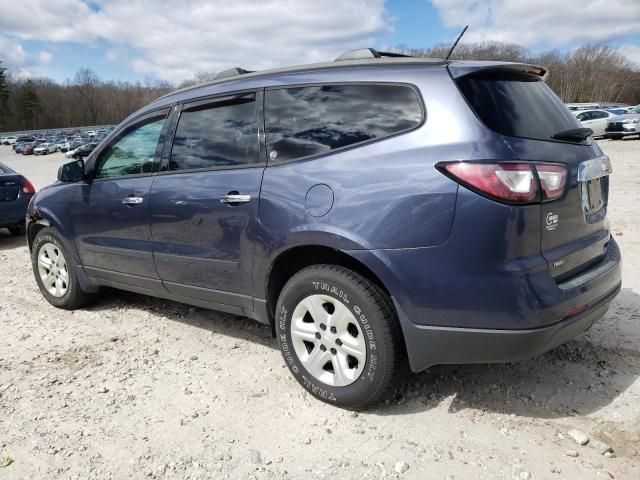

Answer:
[447,61,547,80]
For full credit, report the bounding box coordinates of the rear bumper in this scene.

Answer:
[394,281,620,371]
[348,233,622,372]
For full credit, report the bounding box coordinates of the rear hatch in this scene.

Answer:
[451,63,611,280]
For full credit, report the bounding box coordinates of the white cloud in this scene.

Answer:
[0,34,30,67]
[431,0,640,48]
[38,51,53,63]
[0,0,391,83]
[618,44,640,68]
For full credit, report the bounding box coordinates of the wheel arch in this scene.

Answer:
[27,218,51,252]
[265,245,394,334]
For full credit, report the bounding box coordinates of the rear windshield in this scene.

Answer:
[456,73,580,141]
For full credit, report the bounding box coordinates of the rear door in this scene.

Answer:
[149,91,264,310]
[454,68,611,279]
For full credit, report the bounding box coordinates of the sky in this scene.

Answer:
[0,0,638,85]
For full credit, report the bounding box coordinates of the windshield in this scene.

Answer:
[631,105,640,114]
[456,72,581,142]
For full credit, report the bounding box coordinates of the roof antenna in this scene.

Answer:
[445,25,468,60]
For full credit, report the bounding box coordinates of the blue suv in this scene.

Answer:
[26,49,621,409]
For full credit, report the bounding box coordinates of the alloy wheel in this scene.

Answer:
[290,294,366,387]
[37,243,69,298]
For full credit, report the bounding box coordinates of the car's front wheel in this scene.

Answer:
[276,264,404,409]
[31,228,96,309]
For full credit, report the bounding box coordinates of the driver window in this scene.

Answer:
[95,115,166,179]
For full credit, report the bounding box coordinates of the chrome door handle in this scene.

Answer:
[220,194,251,204]
[122,196,144,205]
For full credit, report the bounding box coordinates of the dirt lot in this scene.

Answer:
[0,140,639,480]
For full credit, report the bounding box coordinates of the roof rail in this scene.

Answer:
[335,48,413,61]
[214,67,253,80]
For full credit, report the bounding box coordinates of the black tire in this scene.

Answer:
[31,228,96,309]
[8,224,26,236]
[276,264,404,409]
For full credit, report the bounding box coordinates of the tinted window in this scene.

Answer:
[593,111,608,119]
[456,73,580,141]
[169,95,259,171]
[265,84,423,163]
[95,116,166,179]
[576,112,588,121]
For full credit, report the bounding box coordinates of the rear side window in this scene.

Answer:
[456,73,580,142]
[265,84,423,164]
[169,95,259,171]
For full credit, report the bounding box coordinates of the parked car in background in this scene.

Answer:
[4,136,18,145]
[606,104,640,139]
[573,109,615,137]
[57,140,72,152]
[27,51,621,409]
[68,142,98,159]
[21,143,36,155]
[15,135,35,145]
[606,109,629,115]
[13,142,26,153]
[66,145,83,159]
[34,143,58,155]
[0,162,36,236]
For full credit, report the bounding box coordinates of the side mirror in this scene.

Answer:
[58,159,85,183]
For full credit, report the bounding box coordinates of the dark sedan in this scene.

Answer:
[0,162,35,235]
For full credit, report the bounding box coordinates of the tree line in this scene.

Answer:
[399,42,639,106]
[0,41,638,132]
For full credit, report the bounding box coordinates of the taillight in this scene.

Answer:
[535,164,567,201]
[21,178,36,195]
[437,161,567,204]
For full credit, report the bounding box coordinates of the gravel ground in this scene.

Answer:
[0,139,639,480]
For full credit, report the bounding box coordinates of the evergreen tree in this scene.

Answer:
[17,79,42,128]
[0,62,10,130]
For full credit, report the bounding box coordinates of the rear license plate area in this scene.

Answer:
[578,156,612,215]
[580,178,604,214]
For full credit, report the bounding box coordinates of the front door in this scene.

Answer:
[72,109,169,286]
[149,92,264,309]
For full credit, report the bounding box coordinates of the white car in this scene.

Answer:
[56,140,72,152]
[606,104,640,139]
[66,146,82,158]
[4,136,17,145]
[33,143,58,155]
[573,109,616,137]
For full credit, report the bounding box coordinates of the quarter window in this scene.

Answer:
[95,115,166,179]
[265,84,423,164]
[169,95,259,171]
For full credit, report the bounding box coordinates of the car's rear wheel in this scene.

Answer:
[276,264,404,409]
[31,228,96,309]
